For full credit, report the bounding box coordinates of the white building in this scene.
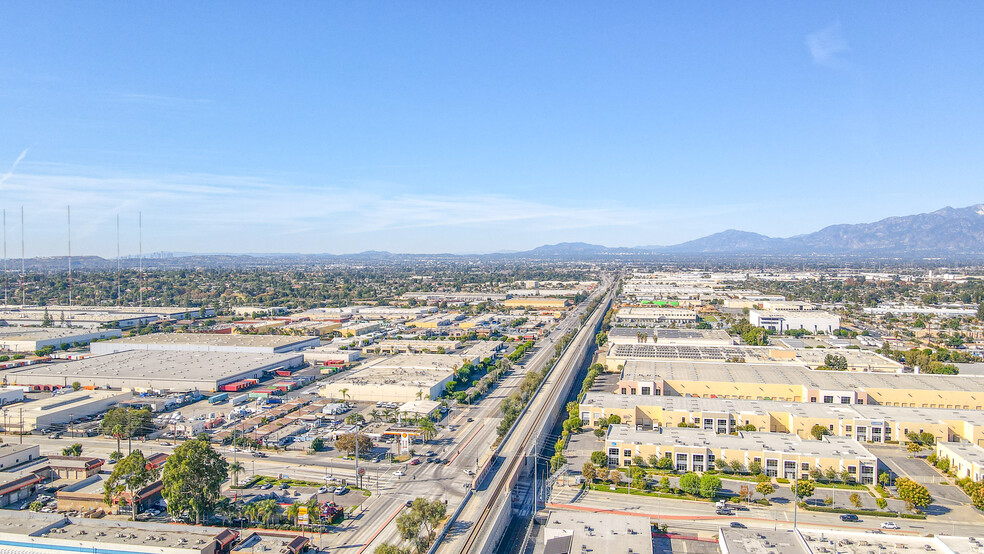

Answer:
[89,333,318,355]
[749,308,840,335]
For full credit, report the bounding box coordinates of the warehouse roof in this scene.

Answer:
[8,350,300,385]
[0,326,120,342]
[620,360,984,391]
[93,333,316,348]
[608,424,875,459]
[938,441,984,466]
[581,391,984,425]
[610,344,900,371]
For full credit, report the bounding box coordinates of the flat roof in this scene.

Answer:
[93,333,316,348]
[610,344,899,369]
[541,510,653,554]
[582,391,984,425]
[21,389,130,412]
[718,528,809,554]
[372,353,472,372]
[8,350,300,385]
[620,359,984,392]
[938,441,984,465]
[0,327,119,341]
[608,424,876,459]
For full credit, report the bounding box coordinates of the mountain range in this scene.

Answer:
[14,203,984,269]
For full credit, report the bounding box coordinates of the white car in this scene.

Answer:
[393,470,406,477]
[881,521,900,530]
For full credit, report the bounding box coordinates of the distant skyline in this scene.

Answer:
[1,3,982,256]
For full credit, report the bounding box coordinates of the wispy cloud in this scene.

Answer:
[0,167,658,254]
[806,22,849,68]
[0,149,29,189]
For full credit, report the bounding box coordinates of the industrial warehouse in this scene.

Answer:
[88,332,319,355]
[0,326,122,353]
[0,305,216,329]
[3,350,303,392]
[321,353,470,403]
[615,360,984,408]
[579,391,984,445]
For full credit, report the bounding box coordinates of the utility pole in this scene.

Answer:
[354,423,360,489]
[2,208,6,307]
[138,212,143,307]
[20,207,25,306]
[116,214,121,306]
[793,473,798,530]
[67,206,72,310]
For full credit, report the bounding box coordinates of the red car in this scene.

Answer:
[409,458,421,466]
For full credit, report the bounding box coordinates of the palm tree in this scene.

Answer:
[257,498,281,526]
[286,502,301,525]
[228,462,244,487]
[369,409,380,423]
[418,418,437,442]
[339,388,349,402]
[112,424,124,455]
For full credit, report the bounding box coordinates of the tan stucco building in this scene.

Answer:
[605,424,878,483]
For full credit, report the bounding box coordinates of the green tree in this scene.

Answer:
[595,331,608,348]
[824,354,849,370]
[655,456,674,470]
[590,451,608,466]
[581,462,597,483]
[698,474,723,498]
[811,424,831,440]
[748,460,762,475]
[978,302,984,320]
[162,437,229,524]
[679,472,700,496]
[794,480,816,500]
[228,461,244,487]
[335,433,374,457]
[876,497,888,510]
[896,477,933,510]
[849,492,863,508]
[396,498,447,553]
[417,418,438,442]
[756,481,775,498]
[71,381,81,391]
[62,443,83,456]
[647,454,660,468]
[632,455,646,467]
[103,450,152,520]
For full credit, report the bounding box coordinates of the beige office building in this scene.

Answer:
[605,424,878,483]
[580,392,984,445]
[615,360,984,409]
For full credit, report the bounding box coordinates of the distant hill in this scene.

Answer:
[12,204,984,269]
[659,204,984,256]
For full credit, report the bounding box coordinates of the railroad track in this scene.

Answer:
[452,288,613,554]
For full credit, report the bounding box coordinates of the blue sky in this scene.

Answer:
[1,2,982,256]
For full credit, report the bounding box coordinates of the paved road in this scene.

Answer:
[560,488,984,539]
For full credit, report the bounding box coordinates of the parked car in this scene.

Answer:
[279,483,290,490]
[840,514,860,522]
[318,486,328,493]
[259,483,273,490]
[881,521,900,530]
[335,487,349,495]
